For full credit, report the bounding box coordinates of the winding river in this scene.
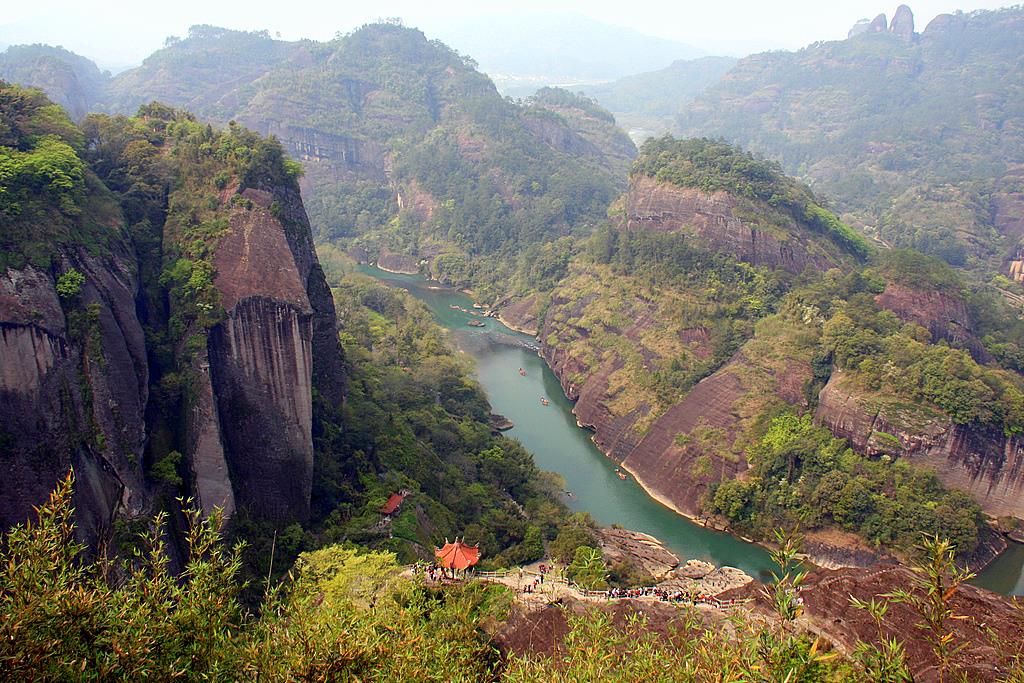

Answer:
[359,265,1024,594]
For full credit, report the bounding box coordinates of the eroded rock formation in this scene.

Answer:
[0,234,148,546]
[0,158,345,544]
[890,5,916,40]
[623,175,846,275]
[815,373,1024,518]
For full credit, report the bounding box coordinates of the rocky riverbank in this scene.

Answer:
[595,527,753,595]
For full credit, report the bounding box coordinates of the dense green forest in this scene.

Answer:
[709,413,984,555]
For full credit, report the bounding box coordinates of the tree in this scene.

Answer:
[55,268,85,301]
[566,546,607,590]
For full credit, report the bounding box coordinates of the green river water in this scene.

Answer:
[359,265,1023,594]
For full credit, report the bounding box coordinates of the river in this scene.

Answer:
[359,265,1024,594]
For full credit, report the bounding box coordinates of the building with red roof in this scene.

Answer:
[380,493,405,516]
[434,539,481,574]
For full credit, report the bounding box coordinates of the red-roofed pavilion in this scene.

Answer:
[434,539,481,577]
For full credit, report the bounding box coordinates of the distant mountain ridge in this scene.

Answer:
[582,56,738,142]
[0,23,634,301]
[673,5,1024,278]
[0,44,108,118]
[424,12,703,95]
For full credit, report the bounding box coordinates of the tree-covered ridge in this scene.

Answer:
[806,270,1024,436]
[103,25,301,121]
[0,45,109,120]
[0,82,119,272]
[633,136,871,258]
[673,7,1024,271]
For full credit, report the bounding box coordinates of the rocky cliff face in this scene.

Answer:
[874,282,991,362]
[815,373,1024,518]
[890,5,916,40]
[0,98,346,545]
[539,273,815,518]
[623,175,846,275]
[0,239,149,546]
[193,185,343,523]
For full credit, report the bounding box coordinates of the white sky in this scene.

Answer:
[0,0,1010,70]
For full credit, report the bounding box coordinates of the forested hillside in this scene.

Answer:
[0,44,108,119]
[104,24,631,301]
[0,84,586,588]
[521,136,1024,562]
[673,6,1024,278]
[0,24,633,301]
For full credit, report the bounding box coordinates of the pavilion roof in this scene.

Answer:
[434,540,481,570]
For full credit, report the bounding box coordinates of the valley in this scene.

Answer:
[3,4,1024,679]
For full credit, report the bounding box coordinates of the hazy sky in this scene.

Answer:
[0,0,1010,69]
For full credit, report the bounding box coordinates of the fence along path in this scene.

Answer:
[465,567,749,609]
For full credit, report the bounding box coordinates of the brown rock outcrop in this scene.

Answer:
[815,374,1024,518]
[0,241,149,546]
[595,527,680,578]
[874,282,991,362]
[376,251,420,275]
[870,13,889,33]
[800,566,1023,681]
[496,294,543,336]
[623,175,846,275]
[198,184,344,523]
[890,5,916,40]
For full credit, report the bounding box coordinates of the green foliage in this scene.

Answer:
[150,450,183,489]
[0,83,116,270]
[819,291,1024,435]
[548,517,599,564]
[707,413,985,557]
[55,268,85,300]
[885,535,977,683]
[566,545,607,590]
[0,474,246,680]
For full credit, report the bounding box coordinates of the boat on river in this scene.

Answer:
[467,320,486,327]
[540,397,550,406]
[616,469,628,481]
[519,368,526,376]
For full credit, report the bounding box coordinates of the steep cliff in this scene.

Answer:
[0,86,149,545]
[815,373,1024,518]
[201,185,342,522]
[0,86,345,545]
[624,175,847,275]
